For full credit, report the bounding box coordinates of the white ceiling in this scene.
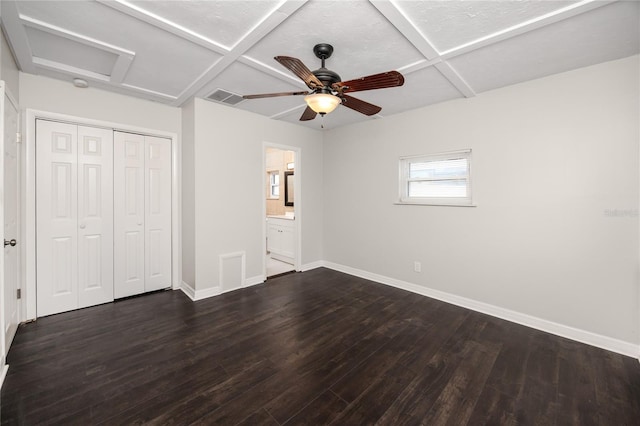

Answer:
[1,0,638,130]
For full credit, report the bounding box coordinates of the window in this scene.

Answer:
[269,171,280,198]
[398,150,472,206]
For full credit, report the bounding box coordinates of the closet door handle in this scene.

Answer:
[79,222,86,229]
[4,239,16,247]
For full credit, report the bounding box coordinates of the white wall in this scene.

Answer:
[15,51,638,352]
[323,55,640,345]
[1,28,19,101]
[181,99,196,287]
[189,98,323,290]
[20,73,182,319]
[19,73,180,134]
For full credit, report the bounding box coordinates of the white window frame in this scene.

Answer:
[269,171,280,199]
[398,149,473,206]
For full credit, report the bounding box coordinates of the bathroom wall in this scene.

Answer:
[266,147,295,217]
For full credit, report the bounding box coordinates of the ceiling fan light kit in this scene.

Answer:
[243,43,404,123]
[304,93,341,115]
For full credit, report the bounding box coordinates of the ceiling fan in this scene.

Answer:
[243,43,405,121]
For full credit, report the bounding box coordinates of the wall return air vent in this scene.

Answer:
[206,89,245,106]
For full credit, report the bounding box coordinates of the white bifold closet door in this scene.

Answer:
[36,120,114,316]
[114,132,171,299]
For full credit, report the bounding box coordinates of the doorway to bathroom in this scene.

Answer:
[264,146,298,278]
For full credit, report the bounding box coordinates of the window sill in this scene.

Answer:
[394,202,477,207]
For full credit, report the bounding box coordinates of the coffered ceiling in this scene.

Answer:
[1,0,638,130]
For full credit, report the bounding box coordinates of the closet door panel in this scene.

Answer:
[145,136,171,292]
[114,132,145,298]
[77,126,113,308]
[36,120,78,316]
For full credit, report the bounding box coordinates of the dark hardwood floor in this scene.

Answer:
[2,267,639,425]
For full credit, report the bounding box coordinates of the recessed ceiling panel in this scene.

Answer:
[129,0,281,49]
[16,1,125,36]
[352,65,463,117]
[121,32,220,97]
[6,0,638,129]
[448,1,640,93]
[26,26,117,76]
[245,1,424,82]
[16,0,221,97]
[396,0,580,53]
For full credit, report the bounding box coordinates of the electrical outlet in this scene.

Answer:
[414,261,421,273]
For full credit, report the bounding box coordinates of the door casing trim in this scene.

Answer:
[24,109,181,320]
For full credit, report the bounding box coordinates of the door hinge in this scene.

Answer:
[17,289,21,299]
[16,132,22,143]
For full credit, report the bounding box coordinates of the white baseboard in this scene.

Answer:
[180,281,196,300]
[181,276,265,302]
[244,275,265,288]
[323,261,640,359]
[300,260,324,271]
[180,262,639,358]
[180,281,221,301]
[195,286,221,301]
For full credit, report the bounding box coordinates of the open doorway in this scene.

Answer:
[265,147,296,278]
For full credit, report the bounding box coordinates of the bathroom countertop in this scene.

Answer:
[267,215,295,220]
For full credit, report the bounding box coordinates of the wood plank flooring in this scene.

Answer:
[2,267,639,425]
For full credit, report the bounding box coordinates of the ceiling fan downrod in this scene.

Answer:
[311,43,341,91]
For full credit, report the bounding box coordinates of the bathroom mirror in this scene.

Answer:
[284,171,294,207]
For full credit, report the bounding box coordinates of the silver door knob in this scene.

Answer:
[4,239,16,247]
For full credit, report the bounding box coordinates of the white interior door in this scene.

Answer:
[3,89,20,351]
[36,120,114,316]
[114,132,145,298]
[77,126,113,308]
[36,120,78,316]
[144,136,172,292]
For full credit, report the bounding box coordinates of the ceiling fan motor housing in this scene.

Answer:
[312,68,341,89]
[312,43,341,92]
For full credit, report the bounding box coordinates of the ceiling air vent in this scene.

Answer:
[206,89,245,106]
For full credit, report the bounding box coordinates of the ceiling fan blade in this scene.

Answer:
[275,56,324,90]
[243,91,309,99]
[341,94,382,116]
[333,70,404,93]
[299,106,317,121]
